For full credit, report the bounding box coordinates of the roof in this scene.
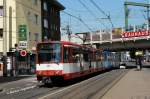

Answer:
[50,0,65,10]
[37,41,99,51]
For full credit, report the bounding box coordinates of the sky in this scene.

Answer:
[59,0,150,34]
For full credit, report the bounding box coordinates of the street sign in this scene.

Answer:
[18,25,27,41]
[20,50,27,57]
[135,51,143,56]
[19,41,27,49]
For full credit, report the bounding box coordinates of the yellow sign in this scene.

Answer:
[135,51,143,56]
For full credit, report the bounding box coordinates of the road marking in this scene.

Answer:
[6,85,36,95]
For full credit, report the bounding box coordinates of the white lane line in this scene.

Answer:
[6,85,36,95]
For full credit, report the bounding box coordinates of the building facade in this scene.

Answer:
[41,0,65,41]
[0,0,42,54]
[0,0,64,54]
[0,0,64,75]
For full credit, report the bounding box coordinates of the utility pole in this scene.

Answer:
[61,25,72,42]
[3,0,7,76]
[124,3,129,31]
[66,25,71,42]
[147,6,149,31]
[124,1,150,31]
[147,0,149,31]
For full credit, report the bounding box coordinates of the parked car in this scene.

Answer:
[119,62,126,69]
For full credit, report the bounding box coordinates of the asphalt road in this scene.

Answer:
[0,69,128,99]
[0,77,60,99]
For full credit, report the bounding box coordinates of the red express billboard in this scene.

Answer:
[122,30,149,38]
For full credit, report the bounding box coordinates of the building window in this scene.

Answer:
[34,14,38,25]
[44,18,48,28]
[33,0,38,6]
[34,33,39,42]
[0,29,3,38]
[51,8,55,13]
[43,2,48,11]
[27,11,31,21]
[43,29,49,40]
[0,6,3,16]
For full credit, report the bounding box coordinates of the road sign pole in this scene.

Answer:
[3,0,7,77]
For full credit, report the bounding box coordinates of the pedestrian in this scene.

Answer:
[138,57,142,70]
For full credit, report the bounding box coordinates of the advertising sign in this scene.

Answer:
[122,30,149,38]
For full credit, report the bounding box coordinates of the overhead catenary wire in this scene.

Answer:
[62,11,94,33]
[90,0,114,28]
[78,0,108,29]
[62,11,96,43]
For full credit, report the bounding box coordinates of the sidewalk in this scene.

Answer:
[101,68,150,99]
[0,75,34,84]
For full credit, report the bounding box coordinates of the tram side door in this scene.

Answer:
[63,46,75,73]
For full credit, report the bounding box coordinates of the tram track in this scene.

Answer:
[61,70,123,99]
[39,69,128,99]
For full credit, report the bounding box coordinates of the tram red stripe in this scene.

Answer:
[36,70,63,76]
[36,67,104,80]
[63,67,104,80]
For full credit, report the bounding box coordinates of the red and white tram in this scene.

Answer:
[36,41,105,84]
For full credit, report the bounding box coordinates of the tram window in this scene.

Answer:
[83,52,89,62]
[72,48,80,63]
[64,48,69,63]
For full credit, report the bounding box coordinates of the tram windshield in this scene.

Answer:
[37,43,61,63]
